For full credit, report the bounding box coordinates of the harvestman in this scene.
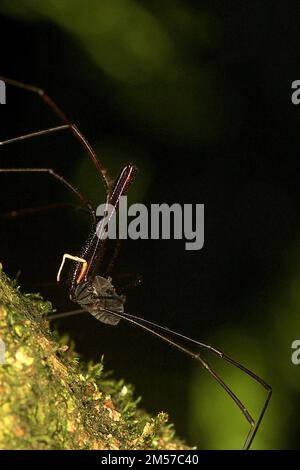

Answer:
[0,76,272,449]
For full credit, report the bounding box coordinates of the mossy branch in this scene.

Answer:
[0,267,191,450]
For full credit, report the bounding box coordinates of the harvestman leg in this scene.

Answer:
[0,202,89,219]
[46,307,271,450]
[0,165,96,221]
[0,77,121,235]
[118,311,272,450]
[0,123,110,216]
[0,76,114,192]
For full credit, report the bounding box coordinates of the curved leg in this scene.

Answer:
[0,202,89,219]
[119,311,272,450]
[46,306,271,449]
[0,76,113,191]
[110,310,261,450]
[0,167,95,220]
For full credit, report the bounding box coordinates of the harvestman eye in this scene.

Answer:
[0,76,272,450]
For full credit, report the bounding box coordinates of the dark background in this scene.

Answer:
[1,1,300,449]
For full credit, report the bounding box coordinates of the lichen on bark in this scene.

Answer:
[0,266,191,450]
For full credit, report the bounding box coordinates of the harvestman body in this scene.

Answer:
[0,76,272,450]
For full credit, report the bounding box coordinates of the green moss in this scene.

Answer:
[0,267,191,450]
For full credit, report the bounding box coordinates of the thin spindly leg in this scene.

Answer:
[106,310,258,450]
[0,202,89,219]
[200,344,272,449]
[0,76,113,191]
[118,311,271,450]
[46,306,269,449]
[0,167,95,220]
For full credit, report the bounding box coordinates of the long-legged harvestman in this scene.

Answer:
[0,76,272,450]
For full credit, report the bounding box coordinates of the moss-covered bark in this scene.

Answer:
[0,267,191,450]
